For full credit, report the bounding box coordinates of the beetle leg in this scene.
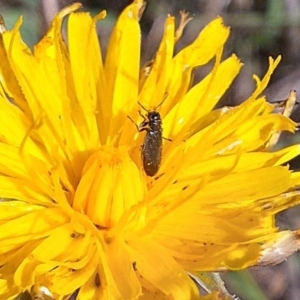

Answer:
[138,110,148,120]
[139,124,150,132]
[163,137,172,142]
[127,115,140,131]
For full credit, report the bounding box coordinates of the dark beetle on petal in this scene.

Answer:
[129,99,166,177]
[139,108,163,176]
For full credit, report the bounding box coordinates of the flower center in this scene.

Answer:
[73,146,145,229]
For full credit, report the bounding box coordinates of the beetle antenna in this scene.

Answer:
[138,92,169,112]
[156,92,169,110]
[137,101,149,113]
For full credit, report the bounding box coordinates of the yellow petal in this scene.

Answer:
[129,238,199,300]
[105,2,141,123]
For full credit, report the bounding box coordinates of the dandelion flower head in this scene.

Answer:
[0,1,300,299]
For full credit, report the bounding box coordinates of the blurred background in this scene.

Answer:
[2,0,300,299]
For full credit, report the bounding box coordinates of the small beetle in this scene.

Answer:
[129,100,166,177]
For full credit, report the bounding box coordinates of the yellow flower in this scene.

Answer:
[0,1,300,299]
